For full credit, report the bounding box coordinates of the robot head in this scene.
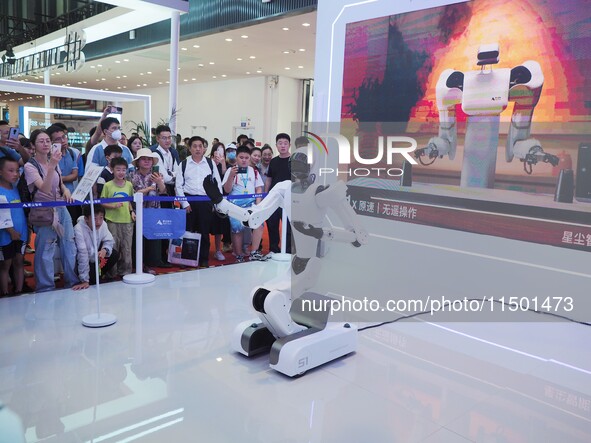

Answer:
[477,43,499,66]
[290,147,316,189]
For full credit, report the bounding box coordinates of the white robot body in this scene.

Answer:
[461,68,510,115]
[205,170,366,376]
[415,46,557,184]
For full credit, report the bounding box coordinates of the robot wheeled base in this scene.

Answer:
[231,293,358,377]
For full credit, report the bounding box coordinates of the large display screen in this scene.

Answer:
[340,0,591,251]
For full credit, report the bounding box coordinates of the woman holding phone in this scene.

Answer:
[24,129,78,292]
[129,148,167,272]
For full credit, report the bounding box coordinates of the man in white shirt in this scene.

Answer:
[86,117,134,168]
[175,136,222,267]
[151,124,180,197]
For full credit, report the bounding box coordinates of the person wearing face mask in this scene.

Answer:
[86,117,134,169]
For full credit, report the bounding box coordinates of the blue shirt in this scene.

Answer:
[58,148,79,193]
[0,185,27,246]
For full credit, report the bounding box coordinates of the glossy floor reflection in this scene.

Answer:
[0,258,589,443]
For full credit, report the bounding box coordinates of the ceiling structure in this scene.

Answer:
[0,11,316,104]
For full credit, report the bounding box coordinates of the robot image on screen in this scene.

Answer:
[202,149,368,377]
[414,43,559,188]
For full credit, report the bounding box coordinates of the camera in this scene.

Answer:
[152,165,159,174]
[237,166,248,174]
[52,143,61,154]
[109,106,123,114]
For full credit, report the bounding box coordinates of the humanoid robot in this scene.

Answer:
[414,43,558,188]
[203,149,368,376]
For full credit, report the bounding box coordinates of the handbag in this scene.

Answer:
[26,157,60,227]
[29,207,54,227]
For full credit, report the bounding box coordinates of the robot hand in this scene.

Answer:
[202,175,223,205]
[415,136,453,165]
[511,139,559,174]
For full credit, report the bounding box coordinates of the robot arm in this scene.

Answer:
[415,69,462,164]
[203,176,290,228]
[506,61,558,173]
[314,181,369,247]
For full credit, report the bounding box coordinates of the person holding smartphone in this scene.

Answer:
[221,145,266,262]
[0,121,30,166]
[129,148,169,272]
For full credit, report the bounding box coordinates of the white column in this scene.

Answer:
[44,69,51,126]
[169,11,180,134]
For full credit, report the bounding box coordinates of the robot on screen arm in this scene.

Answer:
[202,149,368,376]
[414,43,558,188]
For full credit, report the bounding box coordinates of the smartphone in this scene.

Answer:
[110,106,123,114]
[237,166,248,174]
[8,127,19,141]
[52,143,61,154]
[152,165,159,174]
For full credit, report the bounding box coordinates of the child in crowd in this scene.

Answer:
[222,145,266,262]
[100,157,135,278]
[0,157,27,295]
[95,144,123,197]
[72,204,119,290]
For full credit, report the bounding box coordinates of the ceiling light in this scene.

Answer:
[116,76,121,79]
[96,79,100,81]
[97,64,102,67]
[282,27,289,31]
[246,71,250,75]
[302,23,311,27]
[165,81,169,84]
[283,50,291,54]
[236,58,242,61]
[101,78,106,80]
[191,78,196,81]
[249,56,256,59]
[298,65,304,69]
[142,83,147,86]
[183,79,188,81]
[123,59,129,62]
[241,35,248,39]
[166,68,170,71]
[225,38,232,42]
[140,72,144,75]
[147,71,152,74]
[299,48,306,52]
[198,63,204,67]
[256,70,262,73]
[284,67,291,70]
[115,60,121,63]
[221,74,227,77]
[209,62,215,65]
[122,75,127,78]
[122,86,126,89]
[90,65,95,68]
[55,72,60,75]
[193,45,200,48]
[181,47,187,51]
[136,84,141,87]
[51,73,55,76]
[83,81,87,84]
[212,76,217,79]
[158,81,163,84]
[117,86,121,89]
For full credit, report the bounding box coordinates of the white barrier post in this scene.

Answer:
[123,192,156,284]
[82,200,117,328]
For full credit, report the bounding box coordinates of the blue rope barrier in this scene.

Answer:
[0,193,268,209]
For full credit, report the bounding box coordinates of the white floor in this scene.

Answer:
[1,219,590,442]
